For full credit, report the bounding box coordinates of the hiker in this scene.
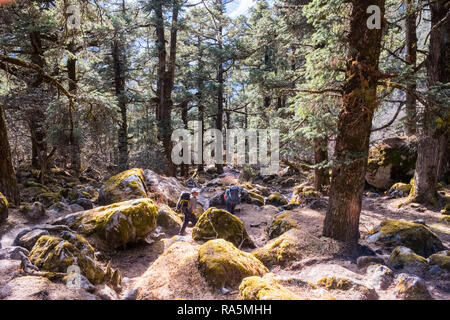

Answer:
[224,185,241,214]
[177,188,200,236]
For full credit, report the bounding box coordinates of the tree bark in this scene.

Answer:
[323,0,385,244]
[313,137,329,192]
[0,104,19,205]
[67,42,81,174]
[215,20,225,174]
[155,0,179,177]
[404,0,418,136]
[112,37,129,173]
[412,0,450,203]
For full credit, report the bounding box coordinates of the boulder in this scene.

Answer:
[197,239,268,288]
[99,168,148,205]
[15,229,50,250]
[241,189,264,207]
[365,137,417,190]
[19,202,46,220]
[157,204,182,234]
[54,198,158,249]
[143,169,186,207]
[266,211,298,239]
[0,276,99,300]
[29,235,105,284]
[134,242,217,300]
[238,276,301,300]
[47,202,72,216]
[356,256,385,269]
[35,192,62,208]
[427,250,450,272]
[290,185,320,205]
[394,273,432,300]
[388,246,427,270]
[265,192,288,207]
[0,192,8,223]
[366,219,445,257]
[252,229,303,268]
[316,276,378,300]
[389,182,412,198]
[192,208,255,248]
[366,264,394,290]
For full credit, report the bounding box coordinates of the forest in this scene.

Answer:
[0,0,449,301]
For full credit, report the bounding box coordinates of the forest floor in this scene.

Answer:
[0,168,449,300]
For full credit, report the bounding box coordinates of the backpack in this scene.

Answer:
[225,186,240,205]
[176,192,191,211]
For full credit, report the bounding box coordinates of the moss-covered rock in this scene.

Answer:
[266,211,298,239]
[441,203,450,215]
[316,276,378,300]
[29,235,105,284]
[394,273,432,300]
[388,246,427,269]
[389,182,412,198]
[427,250,450,272]
[99,168,147,205]
[252,229,303,268]
[192,207,255,248]
[366,219,445,257]
[0,192,8,223]
[238,276,301,300]
[240,189,264,206]
[157,204,182,234]
[35,192,62,208]
[290,185,320,205]
[365,137,417,190]
[56,198,158,249]
[265,192,288,207]
[197,239,268,288]
[19,202,45,220]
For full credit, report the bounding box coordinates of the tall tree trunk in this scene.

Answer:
[112,37,129,173]
[155,0,179,177]
[215,22,224,174]
[412,0,450,203]
[67,42,81,174]
[323,0,385,244]
[29,31,47,169]
[196,37,205,172]
[0,104,19,205]
[313,137,329,192]
[404,0,418,136]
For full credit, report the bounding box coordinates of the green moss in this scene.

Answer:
[157,204,182,234]
[290,188,320,205]
[29,235,105,284]
[266,211,298,239]
[238,276,301,300]
[395,274,432,300]
[253,229,302,268]
[390,182,412,196]
[35,192,62,207]
[0,192,9,208]
[388,246,427,269]
[197,239,268,288]
[265,192,288,206]
[428,251,450,272]
[63,198,158,249]
[192,207,255,248]
[317,276,353,290]
[100,168,147,204]
[366,219,444,257]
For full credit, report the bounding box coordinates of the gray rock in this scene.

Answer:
[394,273,432,300]
[367,264,394,290]
[69,204,85,213]
[23,202,46,220]
[15,229,50,250]
[73,198,93,210]
[357,256,385,269]
[97,285,119,300]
